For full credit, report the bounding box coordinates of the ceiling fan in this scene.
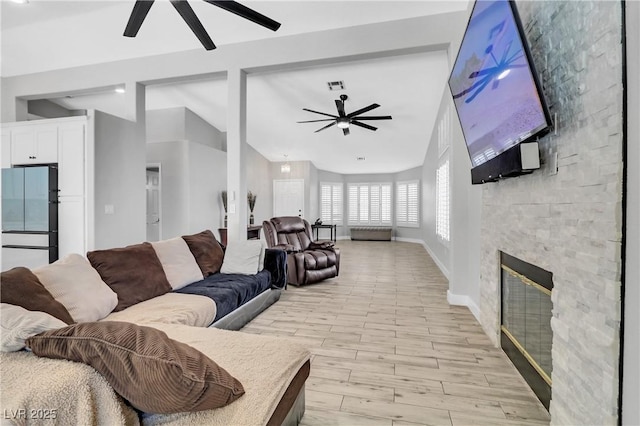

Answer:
[123,0,281,51]
[298,95,392,136]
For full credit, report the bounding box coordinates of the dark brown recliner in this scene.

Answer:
[262,216,340,286]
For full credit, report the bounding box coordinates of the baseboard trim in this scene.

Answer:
[393,237,423,244]
[420,241,450,280]
[447,290,481,322]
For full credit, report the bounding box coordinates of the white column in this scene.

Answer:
[226,68,248,242]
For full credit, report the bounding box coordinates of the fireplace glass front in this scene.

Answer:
[500,252,553,410]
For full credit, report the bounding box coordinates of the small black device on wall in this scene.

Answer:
[448,0,552,184]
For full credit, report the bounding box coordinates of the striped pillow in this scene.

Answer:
[26,321,245,413]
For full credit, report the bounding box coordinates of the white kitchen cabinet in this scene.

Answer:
[1,247,50,270]
[58,122,85,197]
[58,196,85,257]
[1,129,10,168]
[2,117,91,260]
[10,125,58,165]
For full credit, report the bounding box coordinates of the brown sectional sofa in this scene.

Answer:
[0,230,310,425]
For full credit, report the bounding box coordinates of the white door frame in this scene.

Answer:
[146,163,162,241]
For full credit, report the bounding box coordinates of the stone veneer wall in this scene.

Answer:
[477,1,624,425]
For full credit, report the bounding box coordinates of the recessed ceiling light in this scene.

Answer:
[115,87,126,94]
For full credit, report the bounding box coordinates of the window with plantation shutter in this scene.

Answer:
[396,180,419,227]
[436,105,451,243]
[347,183,392,226]
[348,185,359,223]
[436,159,450,241]
[320,182,343,224]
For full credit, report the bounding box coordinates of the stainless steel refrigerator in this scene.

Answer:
[1,165,58,270]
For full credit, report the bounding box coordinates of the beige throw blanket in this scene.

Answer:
[1,324,310,426]
[0,351,139,426]
[142,323,310,426]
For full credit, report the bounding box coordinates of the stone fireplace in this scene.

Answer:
[500,251,553,410]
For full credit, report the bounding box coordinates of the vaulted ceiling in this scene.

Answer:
[1,1,470,174]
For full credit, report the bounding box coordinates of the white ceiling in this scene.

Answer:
[1,0,470,174]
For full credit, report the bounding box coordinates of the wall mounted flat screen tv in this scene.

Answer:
[448,0,552,184]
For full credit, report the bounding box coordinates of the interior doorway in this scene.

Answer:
[146,164,161,242]
[273,179,304,218]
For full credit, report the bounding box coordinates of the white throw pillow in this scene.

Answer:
[0,303,67,352]
[33,254,118,323]
[220,240,265,275]
[151,237,204,290]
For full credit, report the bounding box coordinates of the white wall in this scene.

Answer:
[146,141,189,239]
[623,1,640,424]
[92,110,145,249]
[146,140,227,240]
[147,107,226,151]
[187,141,227,234]
[245,143,273,227]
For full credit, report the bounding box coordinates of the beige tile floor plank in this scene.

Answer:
[307,376,395,402]
[395,345,479,363]
[300,409,392,426]
[312,355,396,375]
[294,328,363,342]
[450,412,549,426]
[443,382,541,405]
[500,400,551,422]
[393,421,429,426]
[393,388,507,419]
[322,338,397,355]
[356,350,440,368]
[349,370,444,393]
[309,346,357,360]
[330,325,396,338]
[305,389,344,411]
[341,396,452,425]
[309,366,352,381]
[242,241,548,426]
[395,364,489,387]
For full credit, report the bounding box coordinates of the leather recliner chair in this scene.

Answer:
[262,216,340,286]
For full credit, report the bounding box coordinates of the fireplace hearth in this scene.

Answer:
[500,251,553,410]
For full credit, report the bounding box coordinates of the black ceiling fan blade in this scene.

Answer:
[351,120,378,131]
[343,127,350,136]
[170,0,216,50]
[297,119,336,123]
[347,103,380,118]
[335,99,346,117]
[303,108,338,119]
[352,115,392,121]
[124,0,155,37]
[315,122,337,133]
[204,0,281,31]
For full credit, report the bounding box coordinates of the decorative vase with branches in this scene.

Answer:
[247,191,257,225]
[221,190,228,227]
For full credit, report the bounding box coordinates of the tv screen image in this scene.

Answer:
[449,0,550,170]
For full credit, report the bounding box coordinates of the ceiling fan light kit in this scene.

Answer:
[123,0,281,51]
[298,94,392,136]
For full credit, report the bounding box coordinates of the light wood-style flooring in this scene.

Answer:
[241,240,550,426]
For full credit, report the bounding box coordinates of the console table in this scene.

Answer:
[311,224,337,242]
[218,226,262,246]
